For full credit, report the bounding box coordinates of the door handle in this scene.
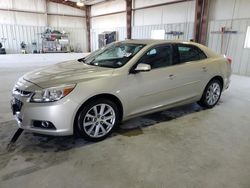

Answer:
[202,67,208,72]
[168,74,175,79]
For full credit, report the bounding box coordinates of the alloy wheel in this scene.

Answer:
[82,104,116,138]
[206,82,221,106]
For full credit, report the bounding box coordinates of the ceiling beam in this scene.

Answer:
[133,0,193,11]
[48,0,85,10]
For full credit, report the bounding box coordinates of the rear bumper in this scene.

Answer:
[224,77,231,90]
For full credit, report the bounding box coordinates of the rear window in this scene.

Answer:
[178,44,207,63]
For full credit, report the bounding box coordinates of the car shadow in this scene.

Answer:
[1,102,207,153]
[0,101,214,181]
[116,102,205,137]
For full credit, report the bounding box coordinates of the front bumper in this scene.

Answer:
[11,96,79,136]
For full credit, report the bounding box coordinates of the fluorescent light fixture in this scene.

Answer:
[76,0,84,7]
[244,26,250,48]
[151,30,165,40]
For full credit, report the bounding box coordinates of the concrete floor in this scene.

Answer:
[0,54,250,188]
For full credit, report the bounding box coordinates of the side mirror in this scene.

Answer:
[134,63,151,72]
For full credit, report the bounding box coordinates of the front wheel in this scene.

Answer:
[75,99,120,142]
[198,79,222,108]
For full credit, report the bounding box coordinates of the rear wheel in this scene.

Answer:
[198,79,222,108]
[75,99,120,142]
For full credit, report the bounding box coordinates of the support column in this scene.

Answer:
[45,0,48,27]
[126,0,132,39]
[86,5,91,52]
[194,0,210,45]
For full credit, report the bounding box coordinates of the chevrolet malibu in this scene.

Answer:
[11,40,231,141]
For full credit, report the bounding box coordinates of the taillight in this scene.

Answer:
[227,57,232,64]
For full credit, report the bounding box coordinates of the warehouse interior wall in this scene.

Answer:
[0,0,86,27]
[132,0,194,42]
[207,0,250,76]
[90,0,195,51]
[133,0,195,26]
[47,2,86,28]
[90,0,126,51]
[0,0,46,26]
[0,0,87,53]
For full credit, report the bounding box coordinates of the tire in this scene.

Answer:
[75,99,120,142]
[198,79,222,109]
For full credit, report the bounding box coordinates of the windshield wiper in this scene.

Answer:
[78,58,86,63]
[78,57,95,65]
[78,58,98,67]
[97,64,116,68]
[88,58,96,65]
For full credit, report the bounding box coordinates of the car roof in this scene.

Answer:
[122,39,192,45]
[119,39,220,58]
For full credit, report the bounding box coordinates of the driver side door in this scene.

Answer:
[127,44,176,116]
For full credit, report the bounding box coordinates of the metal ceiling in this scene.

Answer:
[48,0,84,10]
[69,0,107,5]
[48,0,108,10]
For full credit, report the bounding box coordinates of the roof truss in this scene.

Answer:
[48,0,85,10]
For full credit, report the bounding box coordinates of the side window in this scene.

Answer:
[138,45,173,69]
[178,44,207,63]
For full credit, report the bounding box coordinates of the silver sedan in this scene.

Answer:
[11,40,232,141]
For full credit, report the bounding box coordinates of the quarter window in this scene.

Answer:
[138,45,173,69]
[177,44,207,63]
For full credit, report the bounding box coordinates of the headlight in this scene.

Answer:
[30,84,76,103]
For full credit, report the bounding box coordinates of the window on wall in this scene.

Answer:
[151,30,165,40]
[244,26,250,49]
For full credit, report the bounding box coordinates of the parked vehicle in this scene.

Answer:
[0,42,6,54]
[11,40,232,141]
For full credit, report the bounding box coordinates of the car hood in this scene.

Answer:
[23,60,114,88]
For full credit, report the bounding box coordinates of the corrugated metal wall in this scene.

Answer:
[132,22,194,40]
[90,22,194,51]
[207,18,250,76]
[0,24,87,53]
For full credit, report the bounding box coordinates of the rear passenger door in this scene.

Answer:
[171,43,209,100]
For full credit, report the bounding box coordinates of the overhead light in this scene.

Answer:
[76,0,84,7]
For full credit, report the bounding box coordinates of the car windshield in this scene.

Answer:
[79,42,145,68]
